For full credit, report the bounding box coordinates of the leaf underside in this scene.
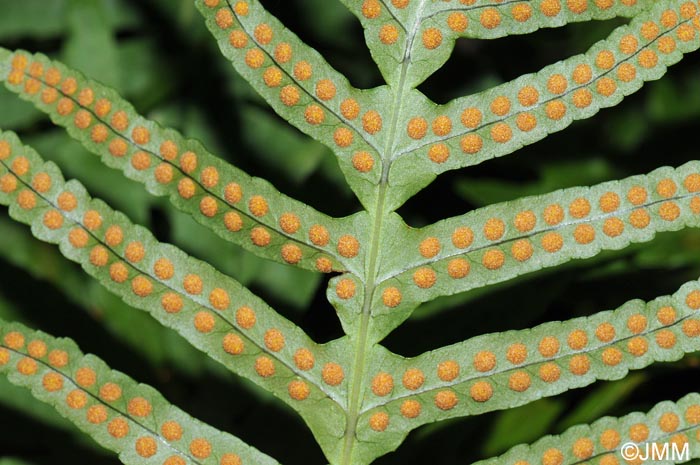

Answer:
[474,391,700,465]
[0,131,348,459]
[0,0,699,464]
[0,318,279,465]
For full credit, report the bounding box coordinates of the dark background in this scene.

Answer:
[1,0,700,464]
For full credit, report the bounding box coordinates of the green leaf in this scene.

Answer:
[557,374,645,430]
[197,0,390,208]
[473,392,700,465]
[0,86,43,130]
[0,374,79,434]
[372,161,700,334]
[2,0,700,464]
[0,130,349,461]
[455,159,616,206]
[340,0,653,88]
[385,0,700,208]
[483,399,565,457]
[62,0,121,88]
[241,107,327,184]
[0,318,280,465]
[0,1,67,41]
[0,216,209,373]
[0,49,362,275]
[0,0,137,42]
[23,123,330,313]
[351,278,700,462]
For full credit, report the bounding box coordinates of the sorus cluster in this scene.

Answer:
[0,137,348,403]
[377,167,700,307]
[362,286,700,432]
[2,0,700,460]
[0,326,250,464]
[6,53,351,274]
[362,0,652,47]
[204,0,385,176]
[481,393,700,465]
[389,1,700,168]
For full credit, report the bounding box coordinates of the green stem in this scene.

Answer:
[340,180,388,465]
[338,1,425,458]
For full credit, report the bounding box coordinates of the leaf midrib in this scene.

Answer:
[390,15,689,163]
[377,190,700,284]
[222,0,384,155]
[1,345,203,464]
[360,307,700,414]
[340,1,428,463]
[19,69,342,268]
[0,157,344,406]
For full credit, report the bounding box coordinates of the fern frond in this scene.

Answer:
[386,0,700,206]
[341,0,655,88]
[0,49,365,275]
[0,318,280,465]
[0,131,349,455]
[0,217,210,371]
[197,0,389,208]
[474,392,700,465]
[374,161,700,329]
[350,279,700,461]
[1,0,700,464]
[428,0,655,39]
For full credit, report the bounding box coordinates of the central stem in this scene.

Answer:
[339,179,388,465]
[339,7,421,455]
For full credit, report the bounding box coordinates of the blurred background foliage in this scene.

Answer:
[1,0,700,464]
